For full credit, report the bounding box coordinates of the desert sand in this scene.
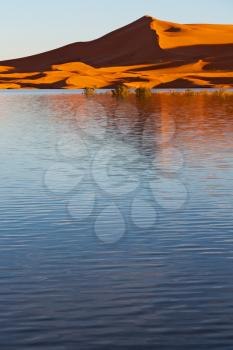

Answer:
[0,16,232,89]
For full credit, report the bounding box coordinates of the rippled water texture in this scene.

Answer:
[0,91,233,349]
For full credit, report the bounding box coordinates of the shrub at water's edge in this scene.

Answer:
[112,85,130,98]
[83,87,96,96]
[135,87,152,98]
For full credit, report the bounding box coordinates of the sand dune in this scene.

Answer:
[150,17,233,48]
[0,16,232,89]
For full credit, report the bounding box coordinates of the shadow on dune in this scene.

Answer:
[189,76,233,85]
[167,43,233,60]
[128,60,194,72]
[19,78,67,89]
[156,78,210,89]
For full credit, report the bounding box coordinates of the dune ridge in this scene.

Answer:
[0,16,232,89]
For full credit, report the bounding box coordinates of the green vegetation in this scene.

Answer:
[112,84,129,98]
[167,89,233,98]
[135,87,152,98]
[99,87,233,99]
[83,87,96,96]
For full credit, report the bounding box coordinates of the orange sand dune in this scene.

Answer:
[0,66,14,73]
[150,17,233,48]
[0,16,232,89]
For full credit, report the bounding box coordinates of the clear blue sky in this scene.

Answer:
[0,0,232,60]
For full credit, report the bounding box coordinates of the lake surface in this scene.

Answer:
[0,91,233,349]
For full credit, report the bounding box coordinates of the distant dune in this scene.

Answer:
[0,16,233,89]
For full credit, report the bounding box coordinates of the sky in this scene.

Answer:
[0,0,232,60]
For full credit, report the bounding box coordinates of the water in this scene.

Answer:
[0,91,233,349]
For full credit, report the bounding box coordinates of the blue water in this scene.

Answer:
[0,92,233,349]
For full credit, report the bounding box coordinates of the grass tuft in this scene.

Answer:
[83,87,96,96]
[112,84,129,98]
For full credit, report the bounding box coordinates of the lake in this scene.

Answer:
[0,91,233,349]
